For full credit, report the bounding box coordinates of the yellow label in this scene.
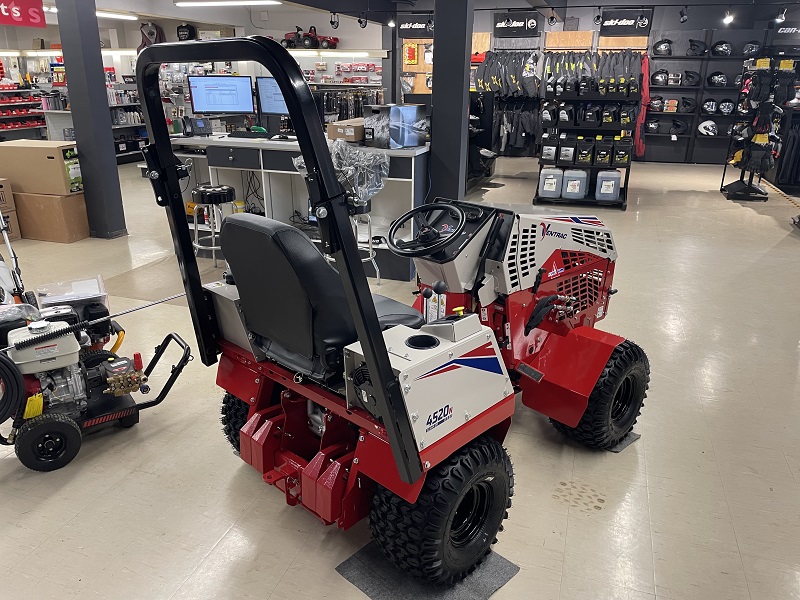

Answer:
[23,393,44,419]
[752,133,769,145]
[780,59,795,71]
[756,58,771,69]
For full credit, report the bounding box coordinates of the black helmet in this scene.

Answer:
[698,120,718,136]
[679,97,697,113]
[702,98,718,114]
[712,41,733,56]
[743,41,761,57]
[707,71,728,87]
[653,39,673,56]
[734,74,743,87]
[651,69,669,86]
[684,70,701,86]
[719,99,735,115]
[670,119,688,135]
[649,96,664,112]
[645,118,660,134]
[687,39,709,56]
[727,124,734,136]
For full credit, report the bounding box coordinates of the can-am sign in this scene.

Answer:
[772,21,800,44]
[599,8,652,37]
[397,14,434,39]
[493,11,542,38]
[0,0,45,28]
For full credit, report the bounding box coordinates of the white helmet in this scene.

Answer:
[698,120,718,136]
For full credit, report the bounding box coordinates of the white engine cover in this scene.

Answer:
[8,321,80,375]
[344,315,510,450]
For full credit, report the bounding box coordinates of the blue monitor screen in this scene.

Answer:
[257,76,289,115]
[188,75,254,114]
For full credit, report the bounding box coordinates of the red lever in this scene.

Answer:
[133,352,143,371]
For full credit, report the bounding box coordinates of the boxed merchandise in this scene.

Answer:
[2,210,21,241]
[37,275,107,311]
[364,104,426,149]
[327,118,365,142]
[0,178,16,212]
[14,192,90,243]
[0,140,82,195]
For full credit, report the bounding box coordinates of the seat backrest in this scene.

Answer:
[221,214,356,364]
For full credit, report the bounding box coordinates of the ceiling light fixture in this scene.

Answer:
[426,14,434,31]
[0,49,21,57]
[95,11,138,20]
[723,9,734,24]
[594,9,602,26]
[679,6,688,23]
[358,13,368,28]
[777,7,787,22]
[548,9,557,26]
[387,17,395,27]
[42,6,57,12]
[330,12,339,29]
[174,1,282,7]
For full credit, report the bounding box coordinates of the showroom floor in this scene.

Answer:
[1,159,800,600]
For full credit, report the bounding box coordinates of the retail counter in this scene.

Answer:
[167,134,429,281]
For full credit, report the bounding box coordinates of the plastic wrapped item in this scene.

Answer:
[0,302,40,324]
[293,139,390,207]
[36,275,108,310]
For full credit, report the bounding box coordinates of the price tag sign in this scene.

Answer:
[780,59,795,71]
[756,58,771,69]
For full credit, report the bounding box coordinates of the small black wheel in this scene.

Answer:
[23,291,38,308]
[550,340,650,449]
[118,412,139,428]
[280,39,289,48]
[15,413,82,472]
[221,393,250,452]
[320,39,330,49]
[370,435,513,584]
[80,349,118,369]
[302,36,315,48]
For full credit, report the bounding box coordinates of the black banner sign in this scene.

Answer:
[493,11,542,38]
[772,22,800,45]
[599,8,653,37]
[397,14,434,39]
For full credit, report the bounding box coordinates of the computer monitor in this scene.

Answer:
[188,75,254,114]
[257,76,290,115]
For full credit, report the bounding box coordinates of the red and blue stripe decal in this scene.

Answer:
[415,342,503,381]
[546,216,605,227]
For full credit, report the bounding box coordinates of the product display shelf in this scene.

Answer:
[534,161,631,211]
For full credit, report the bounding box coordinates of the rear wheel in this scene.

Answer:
[550,340,649,449]
[370,436,513,584]
[221,393,250,452]
[280,39,289,48]
[320,39,330,49]
[15,413,82,472]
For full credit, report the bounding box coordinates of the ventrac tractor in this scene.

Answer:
[138,37,649,584]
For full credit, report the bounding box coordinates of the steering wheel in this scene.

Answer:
[387,203,467,258]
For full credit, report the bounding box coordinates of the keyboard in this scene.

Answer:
[228,130,271,139]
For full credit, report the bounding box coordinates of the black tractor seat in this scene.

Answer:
[221,214,424,381]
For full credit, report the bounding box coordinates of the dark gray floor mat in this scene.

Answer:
[336,541,519,600]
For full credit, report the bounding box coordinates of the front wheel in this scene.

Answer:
[15,413,82,471]
[551,340,649,449]
[280,39,289,48]
[370,436,513,584]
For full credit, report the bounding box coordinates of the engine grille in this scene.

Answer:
[504,225,536,291]
[571,228,615,254]
[556,268,605,314]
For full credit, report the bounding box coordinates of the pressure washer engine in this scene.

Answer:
[0,302,191,472]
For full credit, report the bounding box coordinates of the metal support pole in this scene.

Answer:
[54,0,128,238]
[429,0,474,201]
[381,25,398,103]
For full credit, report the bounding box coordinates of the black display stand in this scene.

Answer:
[645,28,768,164]
[534,163,631,211]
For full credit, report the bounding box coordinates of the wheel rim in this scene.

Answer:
[450,480,493,548]
[610,374,636,423]
[33,431,67,462]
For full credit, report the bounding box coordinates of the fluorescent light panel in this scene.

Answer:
[175,1,282,6]
[0,50,21,56]
[95,11,138,20]
[102,49,138,56]
[25,50,62,56]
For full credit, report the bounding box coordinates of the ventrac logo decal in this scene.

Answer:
[548,261,565,278]
[540,222,568,240]
[425,404,453,432]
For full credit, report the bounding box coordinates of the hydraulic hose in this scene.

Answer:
[0,352,25,425]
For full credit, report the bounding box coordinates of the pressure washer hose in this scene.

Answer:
[110,329,125,354]
[0,352,25,425]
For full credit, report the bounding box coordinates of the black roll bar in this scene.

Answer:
[136,36,422,484]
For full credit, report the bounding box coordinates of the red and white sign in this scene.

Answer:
[0,1,46,29]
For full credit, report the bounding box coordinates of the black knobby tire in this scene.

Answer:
[15,413,82,472]
[550,340,650,449]
[369,435,514,584]
[23,291,38,308]
[221,393,250,452]
[81,349,119,369]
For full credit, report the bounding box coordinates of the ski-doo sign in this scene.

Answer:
[599,8,653,36]
[397,14,434,39]
[493,11,542,38]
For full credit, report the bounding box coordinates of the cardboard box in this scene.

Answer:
[2,210,21,242]
[364,104,426,149]
[0,141,83,196]
[14,192,90,243]
[0,178,16,213]
[32,38,45,50]
[327,118,365,142]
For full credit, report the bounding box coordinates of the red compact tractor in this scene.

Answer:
[281,26,339,49]
[138,37,649,584]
